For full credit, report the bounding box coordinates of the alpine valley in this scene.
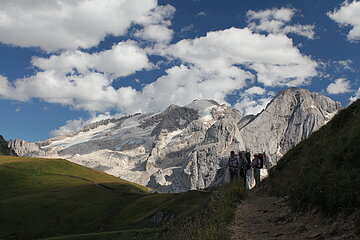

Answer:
[8,88,342,193]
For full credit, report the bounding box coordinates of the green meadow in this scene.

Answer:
[0,156,244,240]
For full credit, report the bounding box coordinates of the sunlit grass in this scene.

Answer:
[0,156,211,240]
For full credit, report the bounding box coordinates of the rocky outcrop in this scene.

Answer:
[240,88,342,167]
[237,115,255,129]
[81,118,119,133]
[7,139,41,156]
[182,117,245,190]
[140,104,200,137]
[8,89,342,193]
[0,135,16,155]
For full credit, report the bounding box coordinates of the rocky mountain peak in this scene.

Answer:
[187,99,220,108]
[270,87,342,114]
[240,87,342,169]
[185,99,220,115]
[8,88,343,192]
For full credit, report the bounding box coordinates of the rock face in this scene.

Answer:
[240,88,342,167]
[8,139,41,156]
[0,135,16,155]
[9,88,342,192]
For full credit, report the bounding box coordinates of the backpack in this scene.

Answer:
[244,151,251,170]
[238,152,246,169]
[229,155,239,168]
[256,153,264,168]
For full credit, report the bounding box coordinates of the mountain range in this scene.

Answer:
[8,88,342,192]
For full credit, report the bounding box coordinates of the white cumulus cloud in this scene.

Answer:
[124,64,250,113]
[327,78,352,94]
[196,11,207,17]
[0,26,318,114]
[114,26,319,114]
[134,24,174,43]
[50,112,123,136]
[0,70,139,112]
[0,0,174,51]
[32,40,152,78]
[0,5,320,118]
[328,1,360,42]
[247,8,315,39]
[158,27,317,87]
[0,40,152,113]
[245,86,266,95]
[133,4,175,43]
[0,75,15,99]
[335,59,354,71]
[349,87,360,102]
[51,118,86,137]
[235,94,273,116]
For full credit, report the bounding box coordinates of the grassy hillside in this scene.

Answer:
[0,156,213,240]
[268,99,360,218]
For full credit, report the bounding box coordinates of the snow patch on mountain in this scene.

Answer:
[9,89,342,193]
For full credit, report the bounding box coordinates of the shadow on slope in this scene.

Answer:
[268,99,360,225]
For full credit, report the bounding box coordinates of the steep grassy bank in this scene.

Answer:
[0,156,210,240]
[268,99,360,219]
[39,182,245,240]
[162,182,245,240]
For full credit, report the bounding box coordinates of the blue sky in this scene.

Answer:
[0,0,359,142]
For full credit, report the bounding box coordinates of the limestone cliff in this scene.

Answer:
[240,88,342,167]
[0,135,16,155]
[9,88,342,192]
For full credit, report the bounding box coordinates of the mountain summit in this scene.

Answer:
[240,88,342,167]
[9,88,342,192]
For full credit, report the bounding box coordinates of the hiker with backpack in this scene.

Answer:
[238,151,251,187]
[251,153,264,188]
[244,151,252,189]
[228,151,239,181]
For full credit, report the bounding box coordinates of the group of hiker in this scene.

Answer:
[228,150,265,188]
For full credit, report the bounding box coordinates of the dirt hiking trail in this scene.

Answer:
[230,188,358,240]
